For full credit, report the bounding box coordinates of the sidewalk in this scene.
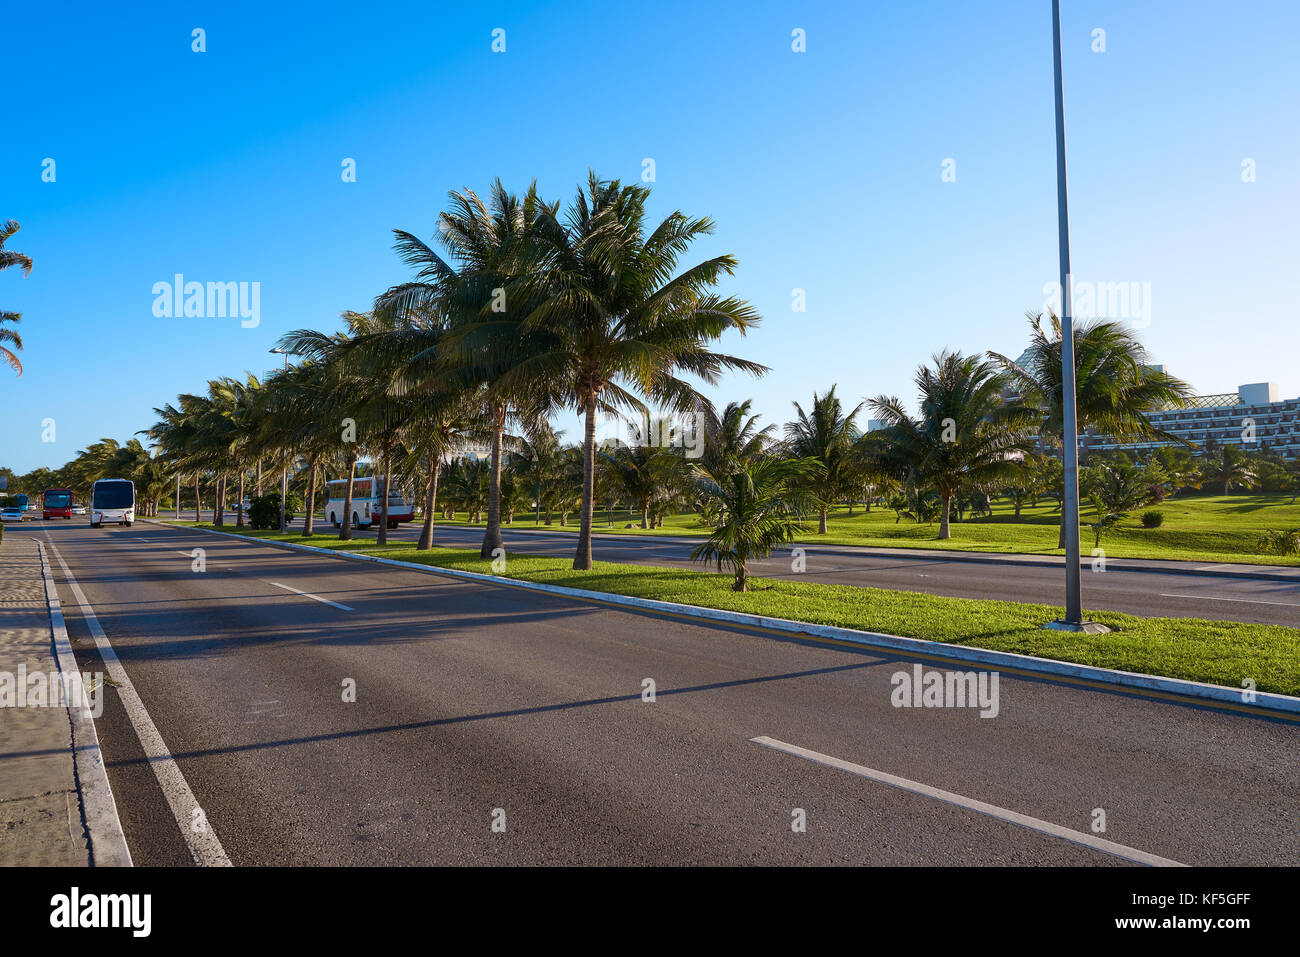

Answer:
[0,532,90,866]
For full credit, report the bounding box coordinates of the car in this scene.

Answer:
[2,507,26,523]
[71,505,87,515]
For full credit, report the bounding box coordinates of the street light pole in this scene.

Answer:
[1046,0,1107,634]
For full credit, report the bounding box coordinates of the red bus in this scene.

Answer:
[43,488,75,520]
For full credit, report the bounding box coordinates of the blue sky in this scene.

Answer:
[4,0,1298,473]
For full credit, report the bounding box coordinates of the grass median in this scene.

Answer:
[173,523,1300,698]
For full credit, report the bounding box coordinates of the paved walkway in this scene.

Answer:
[0,533,90,866]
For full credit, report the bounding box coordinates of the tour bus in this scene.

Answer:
[90,478,136,528]
[324,476,413,529]
[42,488,75,520]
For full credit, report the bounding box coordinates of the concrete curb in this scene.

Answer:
[154,520,1300,719]
[35,540,133,867]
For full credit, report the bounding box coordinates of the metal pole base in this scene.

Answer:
[1042,619,1112,634]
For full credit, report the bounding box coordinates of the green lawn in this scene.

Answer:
[155,492,1300,566]
[420,494,1300,566]
[180,524,1300,697]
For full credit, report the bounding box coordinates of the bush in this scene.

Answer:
[1141,510,1164,528]
[248,492,298,530]
[1257,528,1300,556]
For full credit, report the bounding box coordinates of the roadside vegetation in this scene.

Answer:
[6,176,1300,577]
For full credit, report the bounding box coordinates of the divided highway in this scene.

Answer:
[263,516,1300,626]
[20,520,1300,866]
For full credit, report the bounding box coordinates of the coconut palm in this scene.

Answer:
[373,181,553,560]
[600,444,680,529]
[701,399,774,474]
[1,220,33,375]
[1200,444,1260,495]
[505,172,766,569]
[782,386,863,534]
[690,456,820,591]
[870,351,1038,539]
[989,312,1194,545]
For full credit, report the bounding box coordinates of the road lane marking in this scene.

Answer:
[1159,593,1300,607]
[150,519,1300,722]
[42,534,233,867]
[35,541,133,867]
[749,735,1186,867]
[266,581,354,611]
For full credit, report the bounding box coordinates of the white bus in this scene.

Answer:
[90,478,135,528]
[324,476,413,530]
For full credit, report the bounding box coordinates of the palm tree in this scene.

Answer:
[600,444,680,529]
[782,386,863,533]
[1,220,33,375]
[507,172,766,569]
[1200,444,1260,495]
[690,456,820,591]
[870,351,1038,539]
[511,422,566,526]
[989,312,1194,545]
[701,399,774,474]
[403,387,487,549]
[373,181,553,560]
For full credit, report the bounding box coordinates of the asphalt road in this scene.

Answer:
[19,520,1300,866]
[205,513,1300,627]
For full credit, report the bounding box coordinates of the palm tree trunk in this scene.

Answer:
[236,471,246,527]
[818,505,828,534]
[418,456,439,550]
[340,454,356,541]
[939,493,953,539]
[377,445,390,547]
[303,460,318,537]
[1058,514,1067,549]
[481,407,506,559]
[640,504,649,529]
[573,393,597,570]
[193,476,201,523]
[214,475,225,527]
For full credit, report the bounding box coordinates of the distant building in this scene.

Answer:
[1081,382,1300,460]
[996,347,1299,460]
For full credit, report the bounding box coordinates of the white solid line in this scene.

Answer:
[42,534,232,867]
[266,581,354,611]
[749,735,1186,868]
[35,540,133,867]
[1159,593,1300,607]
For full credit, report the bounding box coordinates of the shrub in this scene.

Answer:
[248,492,297,530]
[1257,528,1300,556]
[1141,510,1164,528]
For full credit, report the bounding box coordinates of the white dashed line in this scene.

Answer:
[1159,593,1300,607]
[266,581,354,611]
[750,735,1185,867]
